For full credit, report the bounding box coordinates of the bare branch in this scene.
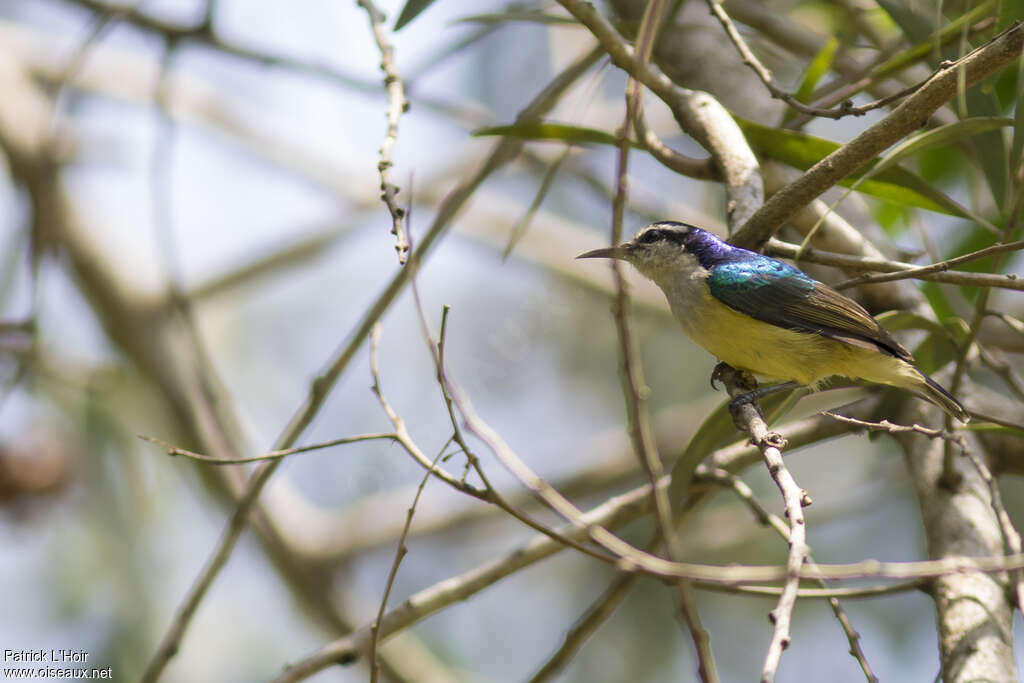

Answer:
[833,240,1024,290]
[615,4,717,677]
[368,420,443,681]
[138,433,397,465]
[356,0,410,263]
[715,365,808,683]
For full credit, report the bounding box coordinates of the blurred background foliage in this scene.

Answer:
[0,0,1022,681]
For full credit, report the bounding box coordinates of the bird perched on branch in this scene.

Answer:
[578,220,968,422]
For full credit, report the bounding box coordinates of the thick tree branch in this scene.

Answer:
[731,23,1024,248]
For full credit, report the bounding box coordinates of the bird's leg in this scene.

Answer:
[710,361,757,391]
[730,380,801,407]
[727,381,800,436]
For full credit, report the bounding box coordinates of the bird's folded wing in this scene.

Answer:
[706,259,913,362]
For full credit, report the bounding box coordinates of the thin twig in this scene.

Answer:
[697,466,878,683]
[977,344,1024,401]
[528,566,641,683]
[357,0,410,263]
[961,447,1024,616]
[368,381,443,680]
[822,412,960,440]
[704,0,926,120]
[401,216,624,563]
[48,1,134,135]
[436,361,713,590]
[617,4,716,678]
[789,6,998,128]
[825,412,1024,615]
[832,239,1024,290]
[138,433,397,465]
[696,580,925,599]
[368,322,615,564]
[631,96,720,180]
[270,480,659,683]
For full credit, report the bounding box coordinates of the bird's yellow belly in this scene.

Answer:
[671,289,912,388]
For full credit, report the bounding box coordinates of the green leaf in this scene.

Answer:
[998,0,1024,31]
[875,310,954,338]
[841,3,997,105]
[395,0,436,30]
[668,389,797,511]
[871,117,1013,176]
[921,280,956,322]
[876,0,936,43]
[963,422,1024,436]
[735,118,976,217]
[911,329,960,374]
[473,122,638,147]
[857,117,1010,232]
[482,119,986,220]
[455,10,579,26]
[503,147,570,260]
[965,90,1010,213]
[794,37,839,104]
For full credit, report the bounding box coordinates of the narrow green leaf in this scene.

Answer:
[482,119,981,219]
[965,90,1009,213]
[473,122,638,147]
[736,118,976,217]
[998,0,1024,31]
[876,0,936,43]
[963,422,1024,436]
[911,330,960,374]
[854,117,1010,232]
[872,1,997,80]
[395,0,436,30]
[870,117,1013,177]
[455,10,579,26]
[874,310,954,338]
[503,147,570,260]
[921,280,956,322]
[794,37,839,104]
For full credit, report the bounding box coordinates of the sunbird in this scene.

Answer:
[578,221,968,422]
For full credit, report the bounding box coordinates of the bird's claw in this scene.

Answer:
[711,362,758,392]
[710,361,729,390]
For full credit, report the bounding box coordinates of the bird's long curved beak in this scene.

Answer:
[576,245,630,260]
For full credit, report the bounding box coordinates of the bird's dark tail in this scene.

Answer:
[916,371,969,422]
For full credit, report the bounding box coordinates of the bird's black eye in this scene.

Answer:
[638,229,663,244]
